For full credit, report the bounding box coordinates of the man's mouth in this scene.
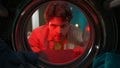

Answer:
[55,35,63,38]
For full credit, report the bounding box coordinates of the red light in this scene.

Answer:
[86,25,90,32]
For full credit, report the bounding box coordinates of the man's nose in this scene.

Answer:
[56,26,62,33]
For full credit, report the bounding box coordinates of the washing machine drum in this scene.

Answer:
[12,0,118,68]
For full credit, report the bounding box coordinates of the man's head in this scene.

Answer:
[44,1,72,42]
[44,1,72,23]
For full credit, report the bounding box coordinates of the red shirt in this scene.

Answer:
[28,25,85,63]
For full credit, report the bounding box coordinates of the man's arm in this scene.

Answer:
[28,28,41,53]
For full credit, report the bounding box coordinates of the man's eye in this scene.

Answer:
[51,25,57,28]
[61,25,66,28]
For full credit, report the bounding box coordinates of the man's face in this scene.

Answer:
[48,17,70,42]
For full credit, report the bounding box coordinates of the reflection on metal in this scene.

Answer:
[95,45,99,49]
[110,0,120,7]
[32,10,39,30]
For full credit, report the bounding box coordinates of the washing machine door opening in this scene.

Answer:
[12,0,106,67]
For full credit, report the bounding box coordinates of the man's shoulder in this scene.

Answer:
[67,25,83,44]
[69,25,83,35]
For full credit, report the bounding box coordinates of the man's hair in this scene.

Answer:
[44,1,72,23]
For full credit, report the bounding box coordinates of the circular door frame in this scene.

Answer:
[12,0,110,68]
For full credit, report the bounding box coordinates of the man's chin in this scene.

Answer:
[54,36,64,42]
[54,38,62,42]
[54,39,61,42]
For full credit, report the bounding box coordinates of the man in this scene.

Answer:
[28,1,85,63]
[28,1,84,52]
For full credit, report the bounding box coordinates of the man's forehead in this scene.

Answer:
[49,17,68,24]
[49,21,68,26]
